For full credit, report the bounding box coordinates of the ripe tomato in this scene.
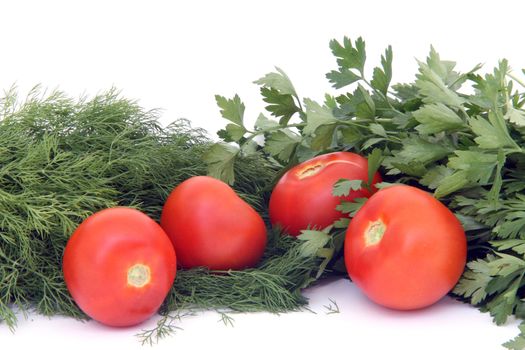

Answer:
[344,185,467,310]
[63,207,177,327]
[160,176,267,270]
[269,151,382,236]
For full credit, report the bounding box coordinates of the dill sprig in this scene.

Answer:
[138,230,323,345]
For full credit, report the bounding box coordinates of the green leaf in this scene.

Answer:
[333,217,350,229]
[390,160,427,177]
[324,94,338,109]
[254,67,297,96]
[472,60,509,108]
[215,94,245,126]
[413,103,465,134]
[225,123,246,142]
[260,87,300,126]
[505,107,525,127]
[356,85,375,119]
[203,143,239,185]
[491,240,525,256]
[240,140,258,156]
[264,130,300,162]
[297,229,331,257]
[490,253,525,277]
[361,137,385,150]
[503,321,525,350]
[448,151,498,185]
[371,45,393,95]
[393,136,452,166]
[415,47,465,107]
[332,179,363,197]
[374,182,396,190]
[425,46,461,85]
[435,151,499,196]
[453,257,493,304]
[329,36,366,73]
[486,276,522,325]
[310,124,338,151]
[254,113,279,130]
[434,170,470,198]
[367,148,384,185]
[303,98,337,134]
[295,144,319,163]
[340,126,362,146]
[470,112,517,149]
[336,197,368,217]
[494,216,525,240]
[369,123,387,137]
[393,83,420,100]
[326,69,361,89]
[488,149,505,204]
[420,165,453,189]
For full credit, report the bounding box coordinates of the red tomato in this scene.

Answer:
[160,176,267,270]
[63,207,177,327]
[344,185,467,310]
[269,151,382,236]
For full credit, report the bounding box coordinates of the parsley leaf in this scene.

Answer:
[336,197,368,217]
[254,66,297,96]
[297,229,332,257]
[255,67,302,125]
[326,37,366,88]
[415,47,467,108]
[453,257,493,304]
[472,111,519,150]
[203,143,239,185]
[503,322,525,350]
[260,87,301,125]
[367,148,384,185]
[264,130,300,162]
[413,103,465,134]
[215,94,245,126]
[303,98,337,134]
[371,45,393,95]
[332,179,363,197]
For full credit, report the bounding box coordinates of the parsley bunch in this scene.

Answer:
[206,37,525,349]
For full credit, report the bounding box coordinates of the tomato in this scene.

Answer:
[63,207,177,327]
[269,151,382,236]
[160,176,267,270]
[344,185,467,310]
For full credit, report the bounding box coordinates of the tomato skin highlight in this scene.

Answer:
[344,185,467,310]
[62,207,177,327]
[269,151,382,236]
[160,176,267,270]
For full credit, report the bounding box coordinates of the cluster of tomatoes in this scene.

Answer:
[62,151,467,327]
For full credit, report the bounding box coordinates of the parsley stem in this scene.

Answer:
[244,122,306,143]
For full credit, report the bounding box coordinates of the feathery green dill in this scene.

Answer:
[138,229,325,345]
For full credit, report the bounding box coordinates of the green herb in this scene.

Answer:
[204,36,525,347]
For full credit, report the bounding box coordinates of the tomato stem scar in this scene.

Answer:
[365,219,386,246]
[296,159,363,180]
[127,264,151,288]
[297,164,324,179]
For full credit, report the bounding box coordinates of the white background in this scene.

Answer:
[1,1,524,349]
